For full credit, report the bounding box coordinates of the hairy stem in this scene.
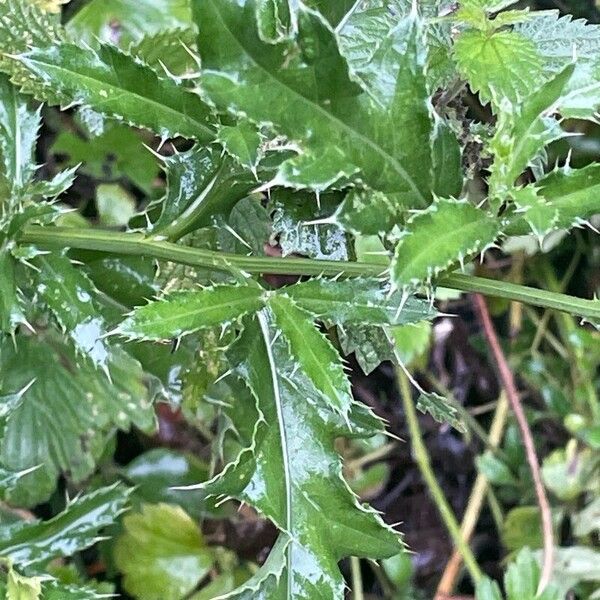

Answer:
[397,369,483,585]
[20,226,600,320]
[472,294,554,594]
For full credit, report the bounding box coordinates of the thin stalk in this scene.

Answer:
[350,557,364,600]
[397,369,483,585]
[473,294,554,594]
[435,393,510,598]
[19,226,600,321]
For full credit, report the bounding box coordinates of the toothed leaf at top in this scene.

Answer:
[454,28,544,108]
[488,65,575,198]
[199,315,400,599]
[268,294,353,417]
[116,285,266,341]
[193,0,461,217]
[0,483,130,569]
[283,278,438,326]
[391,198,501,290]
[0,336,155,506]
[15,43,215,141]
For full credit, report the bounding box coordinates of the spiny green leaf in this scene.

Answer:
[509,186,559,241]
[0,241,26,334]
[198,315,400,598]
[268,294,353,417]
[194,0,454,212]
[152,145,277,240]
[416,391,465,432]
[488,65,575,196]
[0,483,130,568]
[129,28,198,76]
[67,0,192,47]
[0,73,40,199]
[283,278,437,326]
[216,120,262,172]
[391,198,500,290]
[454,28,544,107]
[116,285,265,341]
[5,565,43,600]
[15,43,215,140]
[34,253,110,369]
[114,503,214,600]
[0,0,64,100]
[0,336,155,506]
[334,188,399,235]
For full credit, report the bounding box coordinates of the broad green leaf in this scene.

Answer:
[198,315,400,598]
[114,503,214,600]
[15,43,215,140]
[476,578,503,600]
[416,392,465,432]
[505,548,560,600]
[0,74,40,198]
[67,0,192,46]
[194,0,454,212]
[268,294,353,417]
[0,466,38,500]
[116,285,265,341]
[34,253,110,369]
[392,321,432,366]
[0,483,130,568]
[488,65,575,196]
[454,28,544,107]
[51,124,160,194]
[338,324,397,375]
[216,121,262,172]
[283,278,437,326]
[391,198,500,289]
[255,0,294,43]
[0,336,155,506]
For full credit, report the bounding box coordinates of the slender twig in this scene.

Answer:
[435,393,509,598]
[472,294,554,594]
[350,556,364,600]
[397,369,484,585]
[19,226,600,321]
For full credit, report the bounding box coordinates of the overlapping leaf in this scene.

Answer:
[193,0,461,219]
[196,315,400,598]
[0,483,130,568]
[391,198,500,290]
[14,43,215,140]
[0,336,155,506]
[488,65,575,198]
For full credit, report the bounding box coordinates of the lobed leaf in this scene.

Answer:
[116,285,265,341]
[416,392,465,433]
[0,483,130,568]
[198,315,400,598]
[391,198,500,290]
[15,43,215,140]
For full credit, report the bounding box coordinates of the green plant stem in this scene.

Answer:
[435,393,509,597]
[396,369,483,586]
[350,556,364,600]
[19,226,600,320]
